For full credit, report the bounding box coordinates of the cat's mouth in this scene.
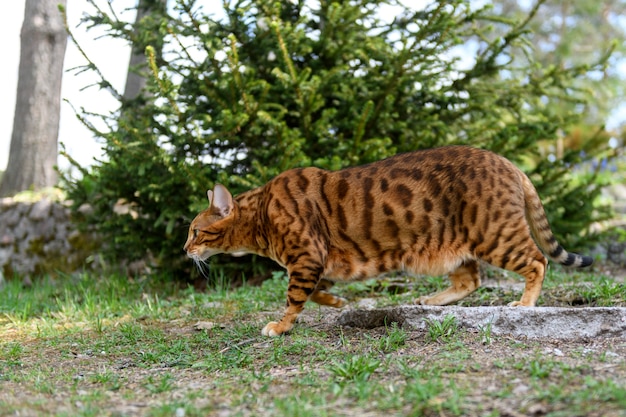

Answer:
[187,248,220,261]
[187,248,250,262]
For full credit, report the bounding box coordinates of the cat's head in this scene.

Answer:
[184,184,239,261]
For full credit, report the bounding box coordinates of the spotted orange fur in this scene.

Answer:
[184,146,592,336]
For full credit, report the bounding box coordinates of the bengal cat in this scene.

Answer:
[184,146,593,336]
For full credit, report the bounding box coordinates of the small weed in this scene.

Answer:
[118,322,146,343]
[269,338,308,365]
[338,377,385,404]
[215,349,254,371]
[90,369,121,391]
[93,315,105,334]
[528,359,555,379]
[149,402,210,417]
[377,322,407,353]
[477,320,493,345]
[437,341,471,371]
[328,355,381,382]
[580,279,625,306]
[425,314,459,343]
[32,370,55,394]
[399,360,441,379]
[1,342,24,366]
[139,337,194,367]
[578,377,626,407]
[404,378,464,416]
[273,395,328,417]
[144,373,175,394]
[338,328,350,348]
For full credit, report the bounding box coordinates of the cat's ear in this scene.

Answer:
[206,190,213,207]
[211,184,234,217]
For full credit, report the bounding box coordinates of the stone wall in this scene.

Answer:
[0,196,96,282]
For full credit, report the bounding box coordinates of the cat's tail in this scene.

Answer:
[520,173,593,268]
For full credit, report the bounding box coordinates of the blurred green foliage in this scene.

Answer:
[61,0,616,278]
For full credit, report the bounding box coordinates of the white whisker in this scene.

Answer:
[194,257,211,278]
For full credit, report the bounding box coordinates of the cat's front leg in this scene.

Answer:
[262,262,324,336]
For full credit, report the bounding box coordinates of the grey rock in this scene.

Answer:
[77,203,94,216]
[13,216,30,240]
[0,234,15,247]
[338,305,626,339]
[51,204,70,221]
[0,248,11,268]
[54,222,69,241]
[1,207,22,227]
[44,240,69,255]
[0,197,18,212]
[67,230,82,245]
[30,199,52,221]
[356,298,378,310]
[38,217,56,239]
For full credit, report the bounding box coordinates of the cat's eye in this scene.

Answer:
[193,229,199,238]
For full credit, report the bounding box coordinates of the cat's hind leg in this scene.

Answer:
[504,251,546,307]
[484,232,547,307]
[310,279,346,308]
[417,260,481,305]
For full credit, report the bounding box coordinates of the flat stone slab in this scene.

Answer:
[337,306,626,339]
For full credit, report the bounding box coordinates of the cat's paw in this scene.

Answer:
[261,321,280,336]
[331,296,348,308]
[261,321,292,337]
[415,296,432,305]
[508,301,532,307]
[310,292,347,308]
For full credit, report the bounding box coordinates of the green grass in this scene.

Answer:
[424,314,459,343]
[0,268,624,416]
[328,354,381,382]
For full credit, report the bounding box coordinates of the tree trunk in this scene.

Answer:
[0,0,68,197]
[123,0,168,102]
